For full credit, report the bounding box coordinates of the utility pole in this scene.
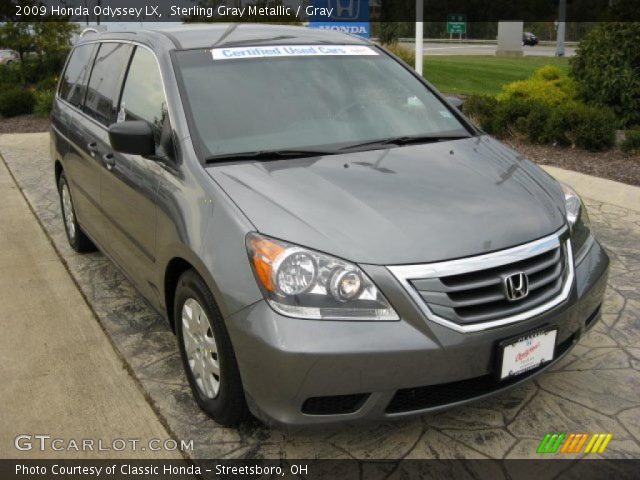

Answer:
[415,0,423,75]
[556,0,566,57]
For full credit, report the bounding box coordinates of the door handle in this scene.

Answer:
[103,153,115,170]
[87,142,98,157]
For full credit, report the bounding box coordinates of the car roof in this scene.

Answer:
[77,24,370,51]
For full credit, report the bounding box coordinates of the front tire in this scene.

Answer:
[58,172,95,253]
[174,270,248,426]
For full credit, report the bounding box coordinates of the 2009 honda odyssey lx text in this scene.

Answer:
[50,25,609,427]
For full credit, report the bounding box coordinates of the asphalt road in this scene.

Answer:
[400,41,577,57]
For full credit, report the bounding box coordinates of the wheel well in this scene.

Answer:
[164,257,194,331]
[54,160,63,190]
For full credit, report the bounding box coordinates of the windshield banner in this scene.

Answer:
[211,45,377,61]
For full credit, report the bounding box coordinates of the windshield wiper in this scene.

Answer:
[339,134,471,151]
[204,149,338,164]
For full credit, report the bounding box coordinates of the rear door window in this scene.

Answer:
[59,44,97,108]
[84,42,133,126]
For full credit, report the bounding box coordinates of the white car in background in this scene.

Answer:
[0,49,20,65]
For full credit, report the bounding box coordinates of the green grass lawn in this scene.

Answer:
[423,56,571,96]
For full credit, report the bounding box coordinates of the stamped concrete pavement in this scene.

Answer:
[0,132,638,463]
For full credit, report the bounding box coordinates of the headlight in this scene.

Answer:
[561,182,591,255]
[561,182,590,230]
[246,233,399,320]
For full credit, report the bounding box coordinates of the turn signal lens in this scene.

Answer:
[246,233,398,321]
[248,236,284,292]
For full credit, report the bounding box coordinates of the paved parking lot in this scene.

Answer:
[1,133,638,463]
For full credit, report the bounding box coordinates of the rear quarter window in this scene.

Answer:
[59,44,97,108]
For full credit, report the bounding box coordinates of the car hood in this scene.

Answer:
[206,136,566,265]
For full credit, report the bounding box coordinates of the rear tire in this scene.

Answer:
[174,270,248,426]
[58,172,96,253]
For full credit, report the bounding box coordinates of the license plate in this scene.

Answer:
[498,328,557,380]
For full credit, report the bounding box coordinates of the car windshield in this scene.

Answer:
[174,45,471,160]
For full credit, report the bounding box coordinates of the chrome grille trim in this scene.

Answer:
[387,228,574,333]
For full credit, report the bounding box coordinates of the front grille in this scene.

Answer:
[385,332,576,414]
[409,242,569,326]
[302,393,369,415]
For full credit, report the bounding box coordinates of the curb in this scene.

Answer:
[542,165,640,213]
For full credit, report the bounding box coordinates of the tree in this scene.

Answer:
[32,22,79,56]
[0,1,78,85]
[571,22,640,127]
[0,21,78,59]
[1,1,78,59]
[376,0,405,45]
[0,22,34,62]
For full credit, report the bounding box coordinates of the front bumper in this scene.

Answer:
[226,238,609,427]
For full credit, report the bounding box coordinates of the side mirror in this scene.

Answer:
[108,121,155,156]
[446,96,464,109]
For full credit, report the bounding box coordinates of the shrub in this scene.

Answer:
[497,65,577,106]
[571,104,616,151]
[0,53,67,89]
[36,76,59,91]
[20,52,68,86]
[533,101,615,151]
[464,93,616,152]
[540,103,576,146]
[531,65,564,81]
[384,43,415,68]
[0,87,35,117]
[621,130,640,154]
[34,89,55,117]
[571,22,640,127]
[491,98,537,136]
[0,63,24,87]
[462,95,498,133]
[520,102,552,144]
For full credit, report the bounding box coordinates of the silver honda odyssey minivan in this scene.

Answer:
[50,25,609,427]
